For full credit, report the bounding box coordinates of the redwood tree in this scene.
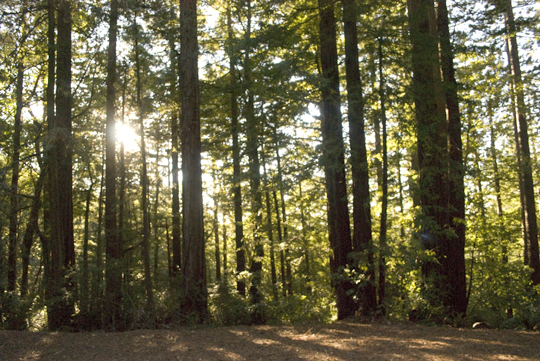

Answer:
[180,0,207,322]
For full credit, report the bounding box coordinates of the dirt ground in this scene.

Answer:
[1,320,539,361]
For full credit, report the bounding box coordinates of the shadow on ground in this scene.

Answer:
[1,321,539,360]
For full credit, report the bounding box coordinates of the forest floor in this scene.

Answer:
[1,319,539,361]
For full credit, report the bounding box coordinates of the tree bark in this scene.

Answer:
[377,35,388,316]
[436,0,468,315]
[48,0,75,330]
[342,0,376,315]
[228,5,246,297]
[502,0,540,285]
[169,35,182,277]
[104,0,122,329]
[318,0,355,320]
[180,0,207,322]
[134,22,155,321]
[8,63,24,294]
[407,0,452,315]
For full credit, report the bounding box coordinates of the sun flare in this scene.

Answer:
[116,123,139,153]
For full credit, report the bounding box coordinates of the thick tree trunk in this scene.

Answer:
[407,0,453,315]
[228,6,245,296]
[502,0,540,285]
[437,0,468,315]
[48,0,75,330]
[104,0,122,329]
[342,0,376,315]
[180,0,207,322]
[318,0,355,320]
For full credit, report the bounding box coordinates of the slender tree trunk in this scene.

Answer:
[298,181,312,294]
[273,190,286,297]
[180,0,207,322]
[213,182,221,282]
[134,24,155,320]
[48,0,75,330]
[80,171,93,315]
[93,145,105,317]
[503,0,540,284]
[104,0,122,329]
[228,6,245,296]
[20,149,45,299]
[8,63,24,294]
[273,133,292,297]
[243,0,264,322]
[169,36,182,277]
[262,154,278,301]
[318,0,355,320]
[153,150,161,282]
[377,35,388,315]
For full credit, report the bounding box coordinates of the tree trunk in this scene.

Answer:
[318,0,355,320]
[169,36,182,277]
[243,0,264,323]
[437,0,468,315]
[228,6,245,296]
[134,23,155,321]
[377,35,388,316]
[407,0,453,315]
[342,0,376,315]
[262,154,278,301]
[47,0,75,330]
[104,0,122,329]
[8,63,24,294]
[180,0,207,322]
[502,0,540,284]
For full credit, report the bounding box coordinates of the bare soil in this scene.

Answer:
[1,320,539,360]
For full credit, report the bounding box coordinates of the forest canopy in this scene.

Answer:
[0,0,540,331]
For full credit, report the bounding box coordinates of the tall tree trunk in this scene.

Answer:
[48,0,75,330]
[20,142,46,299]
[318,0,355,320]
[262,153,278,302]
[169,36,182,277]
[180,0,207,322]
[407,0,453,315]
[8,63,24,294]
[437,0,468,315]
[243,0,264,323]
[134,23,155,320]
[104,0,122,329]
[502,0,540,284]
[273,132,292,297]
[342,0,376,315]
[273,190,286,297]
[377,35,388,315]
[228,5,245,296]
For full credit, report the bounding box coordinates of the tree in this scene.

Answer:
[436,0,467,314]
[318,0,355,320]
[341,0,376,316]
[104,0,122,329]
[500,0,540,285]
[47,0,75,330]
[180,0,207,322]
